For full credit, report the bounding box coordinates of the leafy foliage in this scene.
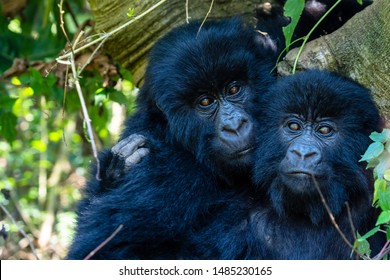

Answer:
[0,1,137,259]
[357,129,390,259]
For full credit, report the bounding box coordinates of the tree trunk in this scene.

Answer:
[88,0,260,85]
[89,0,390,119]
[278,0,390,120]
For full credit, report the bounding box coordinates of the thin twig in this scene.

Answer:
[185,0,190,23]
[0,203,39,260]
[58,2,101,180]
[57,0,168,61]
[292,0,343,73]
[197,0,215,36]
[78,36,109,75]
[311,175,366,259]
[372,240,390,260]
[84,224,124,260]
[345,202,357,241]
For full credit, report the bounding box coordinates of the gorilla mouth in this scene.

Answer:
[288,170,315,178]
[234,146,255,157]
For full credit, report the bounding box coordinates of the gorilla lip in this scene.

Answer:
[288,170,315,177]
[235,146,255,156]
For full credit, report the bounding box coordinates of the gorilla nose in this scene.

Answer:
[288,144,321,166]
[219,117,254,147]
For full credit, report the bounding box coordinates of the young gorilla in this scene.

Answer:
[67,18,277,259]
[187,70,383,259]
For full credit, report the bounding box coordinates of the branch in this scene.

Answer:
[0,203,39,260]
[58,0,101,180]
[56,0,168,61]
[311,175,366,259]
[84,224,124,260]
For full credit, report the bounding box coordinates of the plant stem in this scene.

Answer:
[292,0,343,73]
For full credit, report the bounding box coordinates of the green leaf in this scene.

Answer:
[356,0,363,5]
[373,178,387,205]
[354,233,371,257]
[357,226,380,241]
[360,142,384,162]
[127,8,135,18]
[369,131,387,143]
[373,150,390,179]
[384,170,390,181]
[386,227,390,240]
[0,112,17,143]
[378,187,390,211]
[108,90,128,105]
[282,0,305,51]
[376,210,390,226]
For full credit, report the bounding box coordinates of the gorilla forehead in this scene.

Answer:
[267,70,379,130]
[144,18,263,103]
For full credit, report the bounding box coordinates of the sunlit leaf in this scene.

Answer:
[282,0,305,51]
[370,131,387,142]
[360,142,384,162]
[384,170,390,181]
[127,8,135,18]
[31,139,47,152]
[357,226,380,242]
[378,187,390,211]
[373,178,387,205]
[376,210,390,226]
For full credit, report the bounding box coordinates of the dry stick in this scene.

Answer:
[310,175,367,259]
[345,202,357,241]
[69,40,101,181]
[57,0,168,62]
[84,224,124,260]
[373,240,390,260]
[185,0,190,23]
[197,0,215,36]
[78,35,109,75]
[0,204,39,260]
[58,2,101,180]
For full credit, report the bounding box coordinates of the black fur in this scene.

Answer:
[187,70,383,259]
[66,18,277,259]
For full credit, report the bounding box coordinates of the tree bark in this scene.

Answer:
[88,0,260,85]
[278,0,390,119]
[89,0,390,119]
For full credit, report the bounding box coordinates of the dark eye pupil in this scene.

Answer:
[289,122,300,131]
[200,98,212,107]
[229,85,240,95]
[319,126,331,134]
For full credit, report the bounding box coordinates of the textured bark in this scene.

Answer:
[88,0,260,85]
[89,0,390,119]
[278,0,390,119]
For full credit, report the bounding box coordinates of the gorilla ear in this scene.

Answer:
[254,31,278,54]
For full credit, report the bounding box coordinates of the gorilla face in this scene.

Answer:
[140,18,277,173]
[253,70,380,224]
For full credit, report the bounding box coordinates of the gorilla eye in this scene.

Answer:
[318,126,332,135]
[228,84,241,95]
[288,122,301,131]
[199,97,214,107]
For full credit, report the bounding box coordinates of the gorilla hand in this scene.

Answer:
[106,134,150,179]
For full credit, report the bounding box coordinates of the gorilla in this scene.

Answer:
[66,18,278,259]
[186,70,384,259]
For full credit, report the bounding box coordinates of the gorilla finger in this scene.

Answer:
[112,134,147,157]
[124,148,150,169]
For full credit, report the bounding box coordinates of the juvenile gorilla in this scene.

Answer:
[67,18,277,259]
[187,70,383,259]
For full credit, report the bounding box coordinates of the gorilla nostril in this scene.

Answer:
[289,146,321,165]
